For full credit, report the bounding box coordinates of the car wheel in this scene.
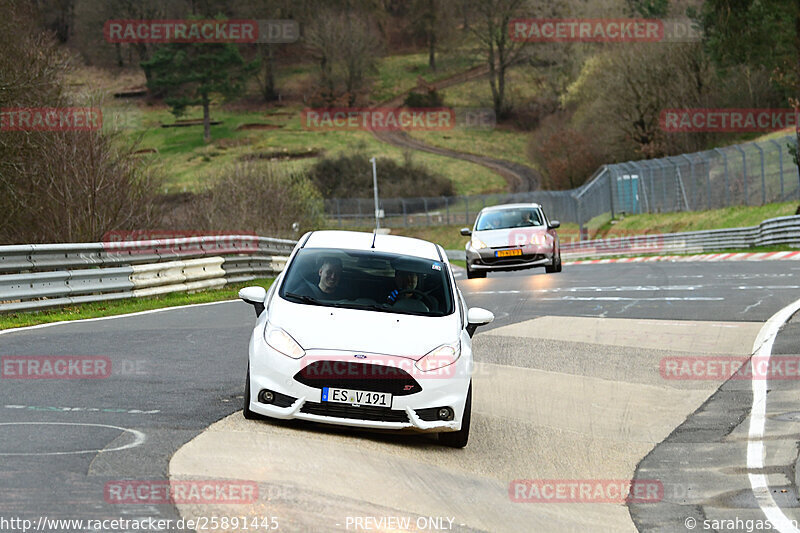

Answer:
[466,266,486,279]
[243,365,260,420]
[438,382,471,448]
[545,252,562,273]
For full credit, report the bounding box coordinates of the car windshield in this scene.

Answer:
[475,208,544,231]
[279,248,454,317]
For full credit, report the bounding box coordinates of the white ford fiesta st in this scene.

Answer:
[238,230,494,447]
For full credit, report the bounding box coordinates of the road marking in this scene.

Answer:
[4,404,160,414]
[0,422,146,456]
[747,297,800,533]
[0,299,238,336]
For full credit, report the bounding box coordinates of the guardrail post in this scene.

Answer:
[444,197,450,225]
[423,198,430,226]
[402,198,408,227]
[336,198,342,228]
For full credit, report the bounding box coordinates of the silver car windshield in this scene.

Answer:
[279,248,454,317]
[475,208,544,231]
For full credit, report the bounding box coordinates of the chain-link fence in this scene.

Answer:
[325,135,800,233]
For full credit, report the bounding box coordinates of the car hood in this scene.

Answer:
[268,296,460,360]
[474,227,548,248]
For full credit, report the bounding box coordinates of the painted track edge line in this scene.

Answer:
[747,297,800,533]
[0,299,239,336]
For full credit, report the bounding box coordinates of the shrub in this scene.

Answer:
[307,152,455,199]
[403,89,444,108]
[186,162,324,237]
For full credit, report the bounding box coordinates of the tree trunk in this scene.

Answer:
[428,31,436,71]
[262,44,277,101]
[428,0,437,71]
[203,95,211,144]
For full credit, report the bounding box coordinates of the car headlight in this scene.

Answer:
[471,237,488,250]
[415,342,461,372]
[264,324,305,359]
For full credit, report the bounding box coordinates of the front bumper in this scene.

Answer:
[247,335,471,433]
[466,246,554,271]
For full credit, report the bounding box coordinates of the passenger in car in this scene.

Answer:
[386,269,431,312]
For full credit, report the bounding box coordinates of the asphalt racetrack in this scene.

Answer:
[2,260,800,532]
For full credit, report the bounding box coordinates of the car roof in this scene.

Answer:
[303,230,443,261]
[479,203,542,212]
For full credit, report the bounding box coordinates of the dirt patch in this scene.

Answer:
[161,119,222,128]
[133,148,158,155]
[239,148,323,161]
[236,123,282,131]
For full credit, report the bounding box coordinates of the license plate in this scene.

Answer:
[496,249,522,257]
[322,387,392,407]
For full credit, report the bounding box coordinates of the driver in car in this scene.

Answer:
[313,257,346,299]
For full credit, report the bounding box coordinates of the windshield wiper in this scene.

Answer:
[284,292,325,306]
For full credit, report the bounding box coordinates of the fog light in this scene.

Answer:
[259,390,275,404]
[437,407,453,421]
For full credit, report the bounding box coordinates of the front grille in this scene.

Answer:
[294,361,422,396]
[300,401,409,423]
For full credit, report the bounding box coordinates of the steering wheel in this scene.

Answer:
[392,288,437,310]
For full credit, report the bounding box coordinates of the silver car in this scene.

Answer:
[460,203,561,279]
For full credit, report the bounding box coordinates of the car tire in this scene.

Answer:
[545,252,562,273]
[438,382,471,448]
[243,365,260,420]
[466,266,486,279]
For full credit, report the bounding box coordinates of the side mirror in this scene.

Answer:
[548,220,561,229]
[460,227,472,236]
[466,307,494,337]
[239,286,267,317]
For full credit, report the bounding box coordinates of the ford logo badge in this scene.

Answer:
[354,354,367,359]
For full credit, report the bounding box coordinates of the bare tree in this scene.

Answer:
[0,0,163,243]
[466,0,529,118]
[305,8,383,106]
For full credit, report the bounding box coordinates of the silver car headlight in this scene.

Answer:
[264,323,305,359]
[415,342,461,372]
[471,237,488,250]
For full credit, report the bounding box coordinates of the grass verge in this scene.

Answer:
[0,278,274,330]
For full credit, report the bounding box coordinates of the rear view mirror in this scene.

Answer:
[239,286,267,316]
[466,307,494,337]
[548,220,561,229]
[460,227,472,236]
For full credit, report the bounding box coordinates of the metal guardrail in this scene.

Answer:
[560,215,800,258]
[0,235,297,314]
